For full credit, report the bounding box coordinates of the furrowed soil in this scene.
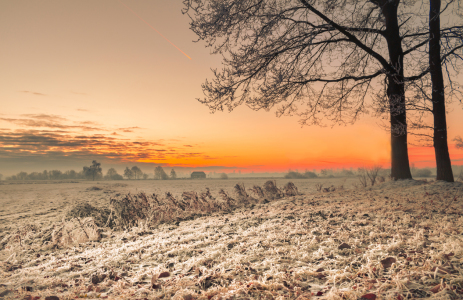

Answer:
[0,178,462,300]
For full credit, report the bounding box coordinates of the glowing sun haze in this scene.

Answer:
[1,0,462,175]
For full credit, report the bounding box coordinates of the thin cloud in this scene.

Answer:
[0,115,104,131]
[21,114,67,121]
[0,129,216,164]
[117,126,143,133]
[21,90,46,96]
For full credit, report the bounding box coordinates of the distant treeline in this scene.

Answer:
[3,161,178,181]
[284,166,463,179]
[284,169,358,179]
[6,170,88,181]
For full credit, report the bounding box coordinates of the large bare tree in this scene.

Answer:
[393,0,462,182]
[429,0,454,181]
[183,0,421,179]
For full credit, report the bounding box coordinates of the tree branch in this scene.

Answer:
[294,70,384,84]
[298,0,391,72]
[403,39,429,55]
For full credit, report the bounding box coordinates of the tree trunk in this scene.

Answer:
[429,0,454,182]
[382,2,412,180]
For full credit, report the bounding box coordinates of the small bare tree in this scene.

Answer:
[154,166,169,180]
[131,166,143,180]
[170,169,177,180]
[83,160,102,181]
[367,165,382,186]
[357,168,369,187]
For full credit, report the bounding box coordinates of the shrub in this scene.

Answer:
[284,171,305,179]
[284,171,318,179]
[413,168,432,177]
[304,171,318,178]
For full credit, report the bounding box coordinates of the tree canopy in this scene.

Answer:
[183,0,463,179]
[83,160,102,181]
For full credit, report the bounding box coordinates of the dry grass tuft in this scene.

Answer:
[234,183,249,201]
[263,180,284,199]
[65,202,111,227]
[51,217,100,247]
[251,185,265,198]
[283,182,299,196]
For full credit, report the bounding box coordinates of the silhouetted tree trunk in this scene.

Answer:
[304,0,412,179]
[374,0,412,180]
[429,0,454,182]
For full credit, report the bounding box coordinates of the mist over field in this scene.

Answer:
[2,0,463,299]
[1,178,463,299]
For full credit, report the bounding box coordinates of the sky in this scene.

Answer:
[1,0,463,176]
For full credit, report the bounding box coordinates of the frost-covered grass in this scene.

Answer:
[1,180,463,299]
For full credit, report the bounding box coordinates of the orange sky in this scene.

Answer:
[1,0,462,176]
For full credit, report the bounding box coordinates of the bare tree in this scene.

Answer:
[357,168,369,187]
[366,165,382,186]
[426,0,461,182]
[170,169,177,179]
[84,160,102,181]
[154,166,169,180]
[399,0,462,182]
[105,168,123,180]
[183,0,421,179]
[131,166,143,180]
[123,167,134,179]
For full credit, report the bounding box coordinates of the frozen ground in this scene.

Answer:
[0,178,462,299]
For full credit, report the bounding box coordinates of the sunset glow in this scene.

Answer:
[0,0,462,176]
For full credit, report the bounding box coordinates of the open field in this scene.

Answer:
[1,178,463,299]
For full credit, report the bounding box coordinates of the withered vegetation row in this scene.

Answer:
[107,181,299,230]
[0,181,299,252]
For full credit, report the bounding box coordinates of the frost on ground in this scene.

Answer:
[0,179,463,300]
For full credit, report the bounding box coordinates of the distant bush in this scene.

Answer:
[304,171,318,178]
[154,166,169,180]
[285,172,305,179]
[104,168,123,180]
[285,171,318,179]
[220,173,228,179]
[413,168,432,177]
[339,170,355,177]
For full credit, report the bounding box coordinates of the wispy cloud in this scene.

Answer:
[0,129,216,164]
[21,90,46,96]
[117,126,143,133]
[0,114,104,131]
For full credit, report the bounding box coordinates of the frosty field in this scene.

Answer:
[1,178,463,300]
